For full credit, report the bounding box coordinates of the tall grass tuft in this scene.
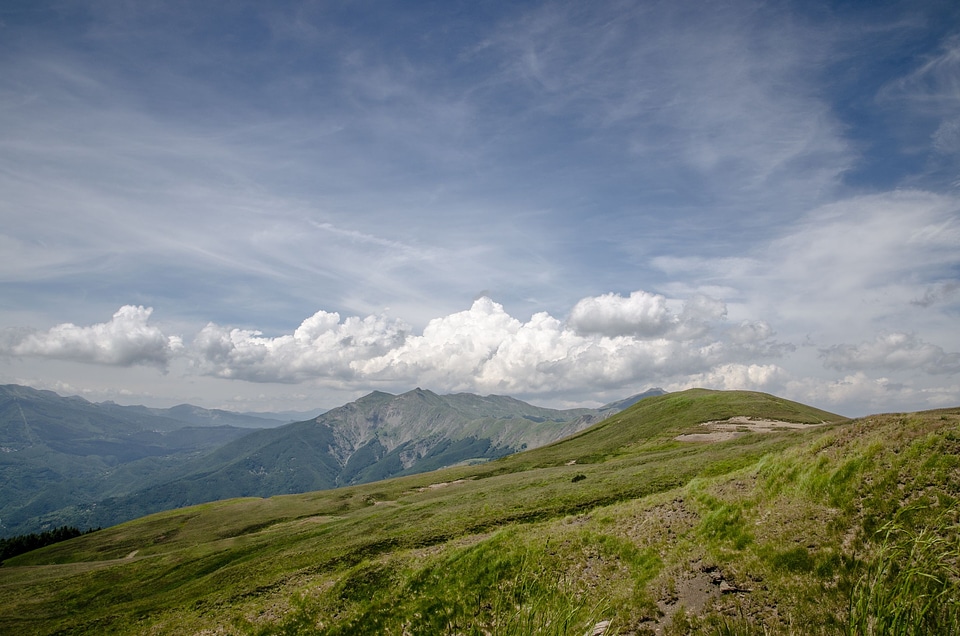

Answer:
[847,510,960,636]
[249,530,612,635]
[485,551,609,636]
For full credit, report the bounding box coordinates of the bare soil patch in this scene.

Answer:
[641,560,748,634]
[417,479,467,491]
[675,416,825,443]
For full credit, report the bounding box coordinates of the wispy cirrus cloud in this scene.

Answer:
[821,333,960,375]
[478,0,852,216]
[879,34,960,118]
[874,33,960,186]
[655,190,960,335]
[912,281,960,308]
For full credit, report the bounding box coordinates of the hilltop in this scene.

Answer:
[2,389,958,635]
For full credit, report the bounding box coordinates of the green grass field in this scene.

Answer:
[2,389,957,635]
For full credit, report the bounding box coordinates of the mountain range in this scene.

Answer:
[0,384,663,536]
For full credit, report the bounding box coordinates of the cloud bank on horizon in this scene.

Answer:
[1,0,958,415]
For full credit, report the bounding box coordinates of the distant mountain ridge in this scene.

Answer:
[0,384,664,535]
[95,400,294,429]
[71,387,665,531]
[0,384,263,537]
[238,408,327,423]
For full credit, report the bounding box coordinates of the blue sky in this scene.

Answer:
[1,0,958,415]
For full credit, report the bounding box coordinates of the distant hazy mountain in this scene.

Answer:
[96,401,293,429]
[0,385,664,536]
[0,385,262,536]
[238,408,328,424]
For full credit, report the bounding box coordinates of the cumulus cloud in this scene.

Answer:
[356,299,693,394]
[568,291,673,337]
[568,291,726,339]
[821,333,960,375]
[668,363,787,392]
[4,293,772,395]
[16,289,930,412]
[2,306,181,367]
[723,321,795,358]
[727,320,773,345]
[192,310,410,383]
[186,292,783,397]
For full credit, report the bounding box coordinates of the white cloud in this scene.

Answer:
[2,291,801,402]
[879,34,960,116]
[933,116,960,155]
[912,281,960,308]
[482,0,851,213]
[567,290,722,338]
[3,306,181,367]
[770,191,959,287]
[181,292,790,398]
[875,34,960,182]
[356,297,526,391]
[667,363,787,392]
[727,320,773,345]
[192,310,409,383]
[654,190,960,342]
[722,321,795,359]
[784,372,907,413]
[821,333,960,375]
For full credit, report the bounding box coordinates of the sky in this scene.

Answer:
[1,0,959,416]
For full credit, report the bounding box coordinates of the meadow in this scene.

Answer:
[1,389,957,635]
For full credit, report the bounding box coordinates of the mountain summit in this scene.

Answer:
[88,388,665,526]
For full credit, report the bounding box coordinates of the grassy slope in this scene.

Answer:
[1,390,957,635]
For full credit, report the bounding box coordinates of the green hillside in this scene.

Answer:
[2,389,958,635]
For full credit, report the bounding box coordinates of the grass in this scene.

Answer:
[847,508,960,636]
[252,530,614,636]
[2,390,958,635]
